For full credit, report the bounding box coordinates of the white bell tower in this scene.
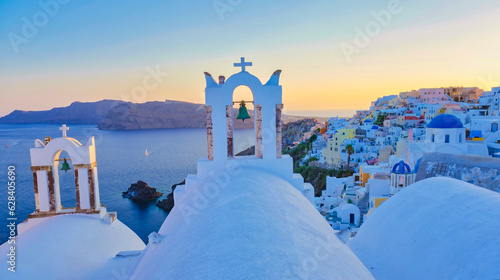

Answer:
[175,58,314,203]
[29,125,107,218]
[204,57,284,160]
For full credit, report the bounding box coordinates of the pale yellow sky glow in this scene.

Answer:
[1,1,500,117]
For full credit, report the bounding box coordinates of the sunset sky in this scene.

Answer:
[1,0,500,117]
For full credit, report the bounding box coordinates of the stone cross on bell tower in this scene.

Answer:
[233,57,252,72]
[60,124,69,138]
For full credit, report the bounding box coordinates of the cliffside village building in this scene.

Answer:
[300,85,500,232]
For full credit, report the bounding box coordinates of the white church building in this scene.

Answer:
[408,113,489,166]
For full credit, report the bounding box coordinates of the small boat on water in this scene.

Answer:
[145,148,149,156]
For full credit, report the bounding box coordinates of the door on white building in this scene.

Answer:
[492,123,498,133]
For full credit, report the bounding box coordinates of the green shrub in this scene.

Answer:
[293,165,354,196]
[305,156,319,165]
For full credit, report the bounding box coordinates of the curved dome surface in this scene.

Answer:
[427,114,464,128]
[348,177,500,280]
[131,168,374,280]
[0,214,145,280]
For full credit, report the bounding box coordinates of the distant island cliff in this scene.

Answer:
[0,99,326,130]
[0,100,122,125]
[98,101,208,130]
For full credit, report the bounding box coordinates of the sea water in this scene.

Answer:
[0,124,255,243]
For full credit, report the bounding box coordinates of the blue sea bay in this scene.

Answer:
[0,124,255,243]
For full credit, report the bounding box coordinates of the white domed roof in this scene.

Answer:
[131,168,374,280]
[0,214,145,280]
[348,177,500,280]
[339,203,360,212]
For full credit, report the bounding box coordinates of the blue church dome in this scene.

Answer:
[371,125,379,130]
[427,114,463,129]
[392,160,412,174]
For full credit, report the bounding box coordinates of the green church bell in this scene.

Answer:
[236,100,251,122]
[60,158,71,173]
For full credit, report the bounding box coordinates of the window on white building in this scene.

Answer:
[432,134,435,142]
[445,135,450,143]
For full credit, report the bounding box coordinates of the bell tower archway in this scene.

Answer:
[204,57,284,161]
[232,85,256,156]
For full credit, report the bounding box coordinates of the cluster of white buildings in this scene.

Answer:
[306,85,500,169]
[316,160,416,231]
[311,85,500,229]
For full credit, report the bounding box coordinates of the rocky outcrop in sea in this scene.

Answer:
[156,180,185,212]
[122,180,163,201]
[235,146,255,156]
